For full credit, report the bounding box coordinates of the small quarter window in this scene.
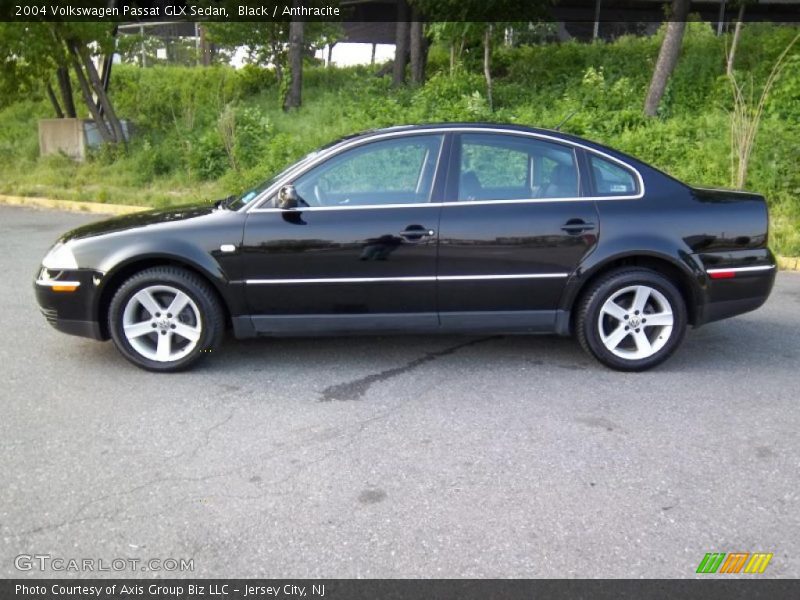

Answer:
[589,155,638,196]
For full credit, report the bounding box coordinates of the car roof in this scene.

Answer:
[342,122,565,140]
[328,123,626,160]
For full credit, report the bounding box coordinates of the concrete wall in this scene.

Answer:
[38,118,86,160]
[38,119,132,160]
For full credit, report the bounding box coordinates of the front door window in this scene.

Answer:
[292,135,444,207]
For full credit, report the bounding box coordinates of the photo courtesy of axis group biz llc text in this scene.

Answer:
[1,0,799,599]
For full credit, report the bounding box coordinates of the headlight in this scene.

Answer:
[42,242,78,269]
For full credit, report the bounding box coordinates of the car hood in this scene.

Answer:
[60,203,218,243]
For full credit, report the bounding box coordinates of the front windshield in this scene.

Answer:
[225,150,320,210]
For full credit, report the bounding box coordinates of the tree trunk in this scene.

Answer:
[199,25,211,66]
[56,66,77,118]
[329,43,336,67]
[74,42,127,145]
[98,52,113,117]
[593,0,602,40]
[727,3,746,76]
[139,24,146,67]
[68,49,115,143]
[643,0,690,117]
[284,14,304,110]
[45,82,64,118]
[392,1,409,87]
[484,24,494,112]
[556,22,572,42]
[410,17,424,85]
[449,42,456,75]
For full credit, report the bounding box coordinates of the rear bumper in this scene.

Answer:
[696,252,777,325]
[34,267,106,341]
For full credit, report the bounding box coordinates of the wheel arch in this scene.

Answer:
[561,251,703,334]
[94,254,232,340]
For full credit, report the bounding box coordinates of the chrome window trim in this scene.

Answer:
[247,195,633,213]
[706,265,775,274]
[244,127,645,213]
[250,203,441,213]
[244,273,570,285]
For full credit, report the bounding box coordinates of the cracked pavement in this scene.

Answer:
[1,206,799,578]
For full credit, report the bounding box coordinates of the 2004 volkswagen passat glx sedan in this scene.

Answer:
[35,124,776,372]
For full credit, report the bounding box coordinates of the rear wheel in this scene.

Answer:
[576,268,687,371]
[108,267,224,372]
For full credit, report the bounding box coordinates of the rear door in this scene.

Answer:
[436,131,599,332]
[240,133,446,334]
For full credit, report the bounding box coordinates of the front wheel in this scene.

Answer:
[576,268,687,371]
[108,267,224,372]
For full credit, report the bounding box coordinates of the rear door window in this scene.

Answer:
[457,133,579,201]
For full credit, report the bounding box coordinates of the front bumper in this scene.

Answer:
[34,267,107,341]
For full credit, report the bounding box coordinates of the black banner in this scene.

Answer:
[3,579,800,600]
[2,0,800,23]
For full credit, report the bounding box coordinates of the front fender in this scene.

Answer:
[87,238,245,325]
[97,239,229,286]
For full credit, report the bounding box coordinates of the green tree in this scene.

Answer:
[411,1,551,109]
[0,22,126,144]
[644,0,691,117]
[206,19,340,108]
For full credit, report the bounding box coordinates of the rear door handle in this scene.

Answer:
[399,226,435,240]
[561,219,595,234]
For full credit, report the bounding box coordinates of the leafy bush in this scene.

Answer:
[0,24,797,254]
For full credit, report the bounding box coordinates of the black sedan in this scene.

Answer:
[35,124,776,372]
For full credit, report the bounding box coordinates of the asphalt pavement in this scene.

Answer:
[1,205,798,578]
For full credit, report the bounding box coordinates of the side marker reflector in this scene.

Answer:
[709,271,736,280]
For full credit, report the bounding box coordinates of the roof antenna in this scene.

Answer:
[555,108,579,131]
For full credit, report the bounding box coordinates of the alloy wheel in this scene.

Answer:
[597,284,674,360]
[121,285,202,362]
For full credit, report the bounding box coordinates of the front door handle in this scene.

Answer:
[399,225,436,241]
[561,219,596,234]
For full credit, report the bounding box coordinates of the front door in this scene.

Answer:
[241,133,445,334]
[437,132,599,332]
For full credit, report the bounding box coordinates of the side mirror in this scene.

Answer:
[277,184,299,209]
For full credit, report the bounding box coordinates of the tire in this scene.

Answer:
[108,267,224,372]
[575,268,687,371]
